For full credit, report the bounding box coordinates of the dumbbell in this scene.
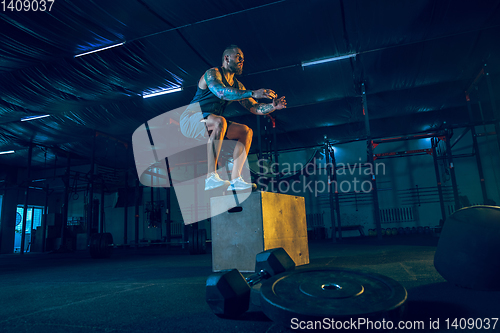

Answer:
[206,247,295,318]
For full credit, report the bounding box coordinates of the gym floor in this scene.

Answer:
[0,235,498,333]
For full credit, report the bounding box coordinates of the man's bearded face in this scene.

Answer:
[227,49,244,75]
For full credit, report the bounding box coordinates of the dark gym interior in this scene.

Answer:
[1,1,500,332]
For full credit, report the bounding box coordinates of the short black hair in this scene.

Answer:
[222,44,241,63]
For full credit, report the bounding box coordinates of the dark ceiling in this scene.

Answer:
[1,0,499,174]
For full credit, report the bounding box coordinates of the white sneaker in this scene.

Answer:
[205,173,230,191]
[227,177,257,191]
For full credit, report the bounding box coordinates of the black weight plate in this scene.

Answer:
[260,268,407,324]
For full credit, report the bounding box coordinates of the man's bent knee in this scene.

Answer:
[246,126,253,138]
[239,125,252,141]
[211,116,227,134]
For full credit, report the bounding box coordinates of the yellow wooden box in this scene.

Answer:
[210,191,309,272]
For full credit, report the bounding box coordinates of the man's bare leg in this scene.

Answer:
[226,122,253,180]
[204,114,227,175]
[202,115,231,191]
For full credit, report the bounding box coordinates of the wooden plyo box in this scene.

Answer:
[211,191,309,272]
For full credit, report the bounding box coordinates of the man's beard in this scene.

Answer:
[229,61,243,75]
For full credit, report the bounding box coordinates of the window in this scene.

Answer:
[16,206,44,234]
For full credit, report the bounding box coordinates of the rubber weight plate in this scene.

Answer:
[260,268,407,326]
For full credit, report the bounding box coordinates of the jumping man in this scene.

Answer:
[180,45,287,191]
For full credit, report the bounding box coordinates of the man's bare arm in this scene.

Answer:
[239,82,286,115]
[243,100,276,115]
[205,68,252,101]
[254,104,276,115]
[205,68,277,101]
